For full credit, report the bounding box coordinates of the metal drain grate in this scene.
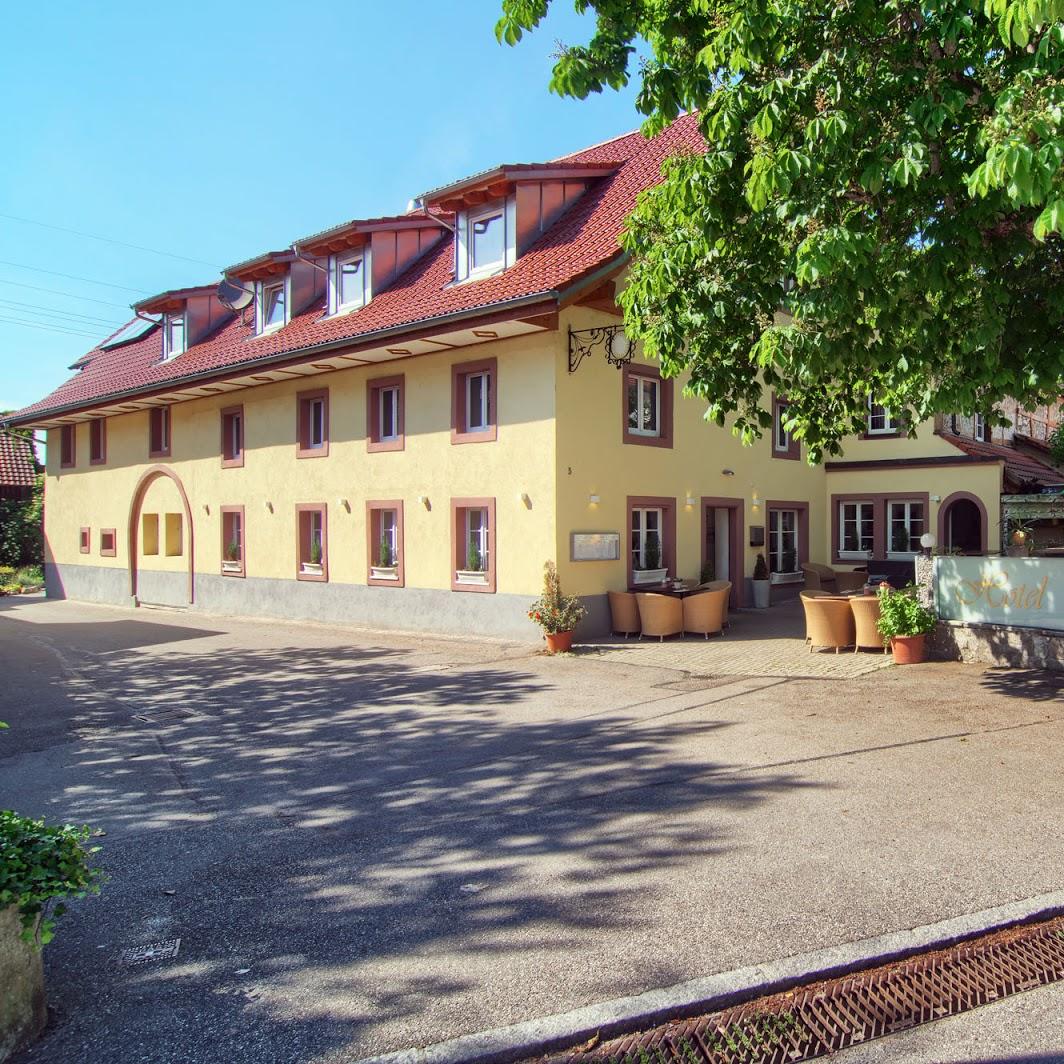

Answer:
[120,938,181,966]
[555,918,1064,1064]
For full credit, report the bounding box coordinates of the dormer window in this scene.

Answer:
[257,279,287,334]
[163,314,185,359]
[328,249,371,315]
[456,199,516,283]
[867,397,898,436]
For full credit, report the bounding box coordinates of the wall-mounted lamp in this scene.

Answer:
[588,493,601,505]
[751,491,760,512]
[930,494,941,503]
[685,494,697,508]
[203,504,210,515]
[338,498,350,512]
[417,495,431,511]
[721,468,735,477]
[265,501,274,514]
[519,492,532,509]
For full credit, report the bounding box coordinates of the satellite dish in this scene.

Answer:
[217,278,254,312]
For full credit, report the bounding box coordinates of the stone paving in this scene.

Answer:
[587,597,897,679]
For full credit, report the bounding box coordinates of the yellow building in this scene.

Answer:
[7,117,1055,639]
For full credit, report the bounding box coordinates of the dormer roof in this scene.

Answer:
[132,285,220,315]
[295,211,453,257]
[421,162,620,213]
[224,251,295,282]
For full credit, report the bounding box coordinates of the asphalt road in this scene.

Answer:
[2,596,1063,1063]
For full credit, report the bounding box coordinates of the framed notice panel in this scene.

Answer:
[571,532,621,562]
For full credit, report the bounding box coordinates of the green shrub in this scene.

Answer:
[14,565,42,586]
[753,552,769,580]
[877,585,937,639]
[527,560,587,635]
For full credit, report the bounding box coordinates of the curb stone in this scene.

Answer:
[351,889,1064,1064]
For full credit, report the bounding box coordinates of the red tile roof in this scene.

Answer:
[0,432,38,487]
[8,119,699,426]
[943,433,1064,491]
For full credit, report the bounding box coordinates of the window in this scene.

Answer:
[867,398,898,435]
[888,500,925,556]
[456,200,516,282]
[79,527,90,554]
[221,506,245,576]
[771,395,800,459]
[296,505,328,581]
[330,250,370,314]
[258,280,286,333]
[973,413,989,442]
[839,501,875,558]
[89,418,106,465]
[451,358,497,443]
[59,424,75,468]
[622,365,673,448]
[221,405,244,468]
[367,501,404,586]
[627,496,676,586]
[164,513,183,557]
[142,513,159,556]
[100,528,117,557]
[451,497,496,592]
[149,407,171,458]
[164,314,185,359]
[768,509,800,574]
[296,389,329,458]
[367,375,404,452]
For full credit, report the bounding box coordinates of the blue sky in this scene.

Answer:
[0,0,642,413]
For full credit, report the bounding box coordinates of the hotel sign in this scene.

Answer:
[935,557,1061,632]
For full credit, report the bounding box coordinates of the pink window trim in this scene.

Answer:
[366,375,405,453]
[621,363,674,449]
[451,497,497,593]
[366,500,405,587]
[295,503,328,581]
[451,358,498,445]
[220,505,246,577]
[296,389,330,459]
[221,405,245,469]
[89,418,107,466]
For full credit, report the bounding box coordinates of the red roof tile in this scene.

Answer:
[0,433,38,487]
[943,433,1064,491]
[7,117,701,425]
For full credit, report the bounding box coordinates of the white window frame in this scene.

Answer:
[379,508,399,566]
[163,314,186,360]
[631,507,663,570]
[226,410,243,460]
[307,397,325,450]
[465,508,489,571]
[768,508,800,573]
[867,397,898,435]
[309,511,323,556]
[627,375,661,437]
[455,198,517,283]
[839,500,875,559]
[973,413,987,441]
[256,277,288,334]
[774,403,790,451]
[379,385,399,442]
[466,371,490,432]
[887,500,925,558]
[328,248,371,315]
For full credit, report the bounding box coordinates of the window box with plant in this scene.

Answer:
[876,585,937,664]
[456,535,489,585]
[527,561,587,653]
[371,536,399,581]
[222,541,242,573]
[296,505,327,580]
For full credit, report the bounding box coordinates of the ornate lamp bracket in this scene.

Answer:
[567,325,635,374]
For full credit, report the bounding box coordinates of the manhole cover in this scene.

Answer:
[120,938,181,966]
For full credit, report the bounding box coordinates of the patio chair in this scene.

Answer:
[850,595,888,653]
[800,562,838,592]
[607,590,641,638]
[696,578,732,626]
[801,594,856,653]
[682,585,730,639]
[635,593,684,641]
[835,569,868,594]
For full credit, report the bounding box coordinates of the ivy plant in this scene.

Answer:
[497,0,1064,460]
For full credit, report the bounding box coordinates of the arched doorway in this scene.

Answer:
[128,465,195,606]
[938,492,987,555]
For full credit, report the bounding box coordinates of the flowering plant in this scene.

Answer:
[527,561,586,635]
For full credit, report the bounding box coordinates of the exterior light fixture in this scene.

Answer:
[519,492,532,509]
[338,498,350,511]
[920,532,936,557]
[203,504,210,515]
[721,468,735,477]
[265,501,273,514]
[589,493,601,505]
[418,495,431,510]
[568,325,635,373]
[685,495,697,508]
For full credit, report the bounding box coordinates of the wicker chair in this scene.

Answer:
[635,593,684,641]
[850,595,888,653]
[835,569,868,594]
[800,593,856,653]
[800,562,838,592]
[607,591,641,638]
[682,585,730,639]
[697,578,732,627]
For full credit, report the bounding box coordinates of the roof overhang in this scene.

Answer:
[421,163,619,213]
[294,211,453,257]
[132,285,220,315]
[224,250,295,282]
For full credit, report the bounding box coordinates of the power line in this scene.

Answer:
[0,315,102,340]
[0,259,151,294]
[1,278,131,309]
[0,211,222,269]
[0,297,124,328]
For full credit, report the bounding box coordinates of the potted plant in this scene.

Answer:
[699,559,715,585]
[527,561,587,653]
[876,584,937,664]
[456,536,488,585]
[751,552,771,608]
[222,539,242,573]
[0,724,103,1059]
[632,533,668,585]
[370,536,399,581]
[301,539,323,576]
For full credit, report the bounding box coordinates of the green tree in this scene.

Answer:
[498,1,1064,459]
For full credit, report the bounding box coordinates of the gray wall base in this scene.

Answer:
[45,562,129,606]
[931,618,1064,672]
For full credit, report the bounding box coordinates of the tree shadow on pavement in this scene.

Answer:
[979,667,1064,703]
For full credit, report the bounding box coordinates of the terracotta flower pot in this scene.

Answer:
[545,631,574,654]
[891,633,926,665]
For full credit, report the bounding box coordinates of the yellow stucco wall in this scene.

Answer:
[44,331,557,597]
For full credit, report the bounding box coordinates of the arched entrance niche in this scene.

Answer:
[127,465,195,605]
[938,491,987,555]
